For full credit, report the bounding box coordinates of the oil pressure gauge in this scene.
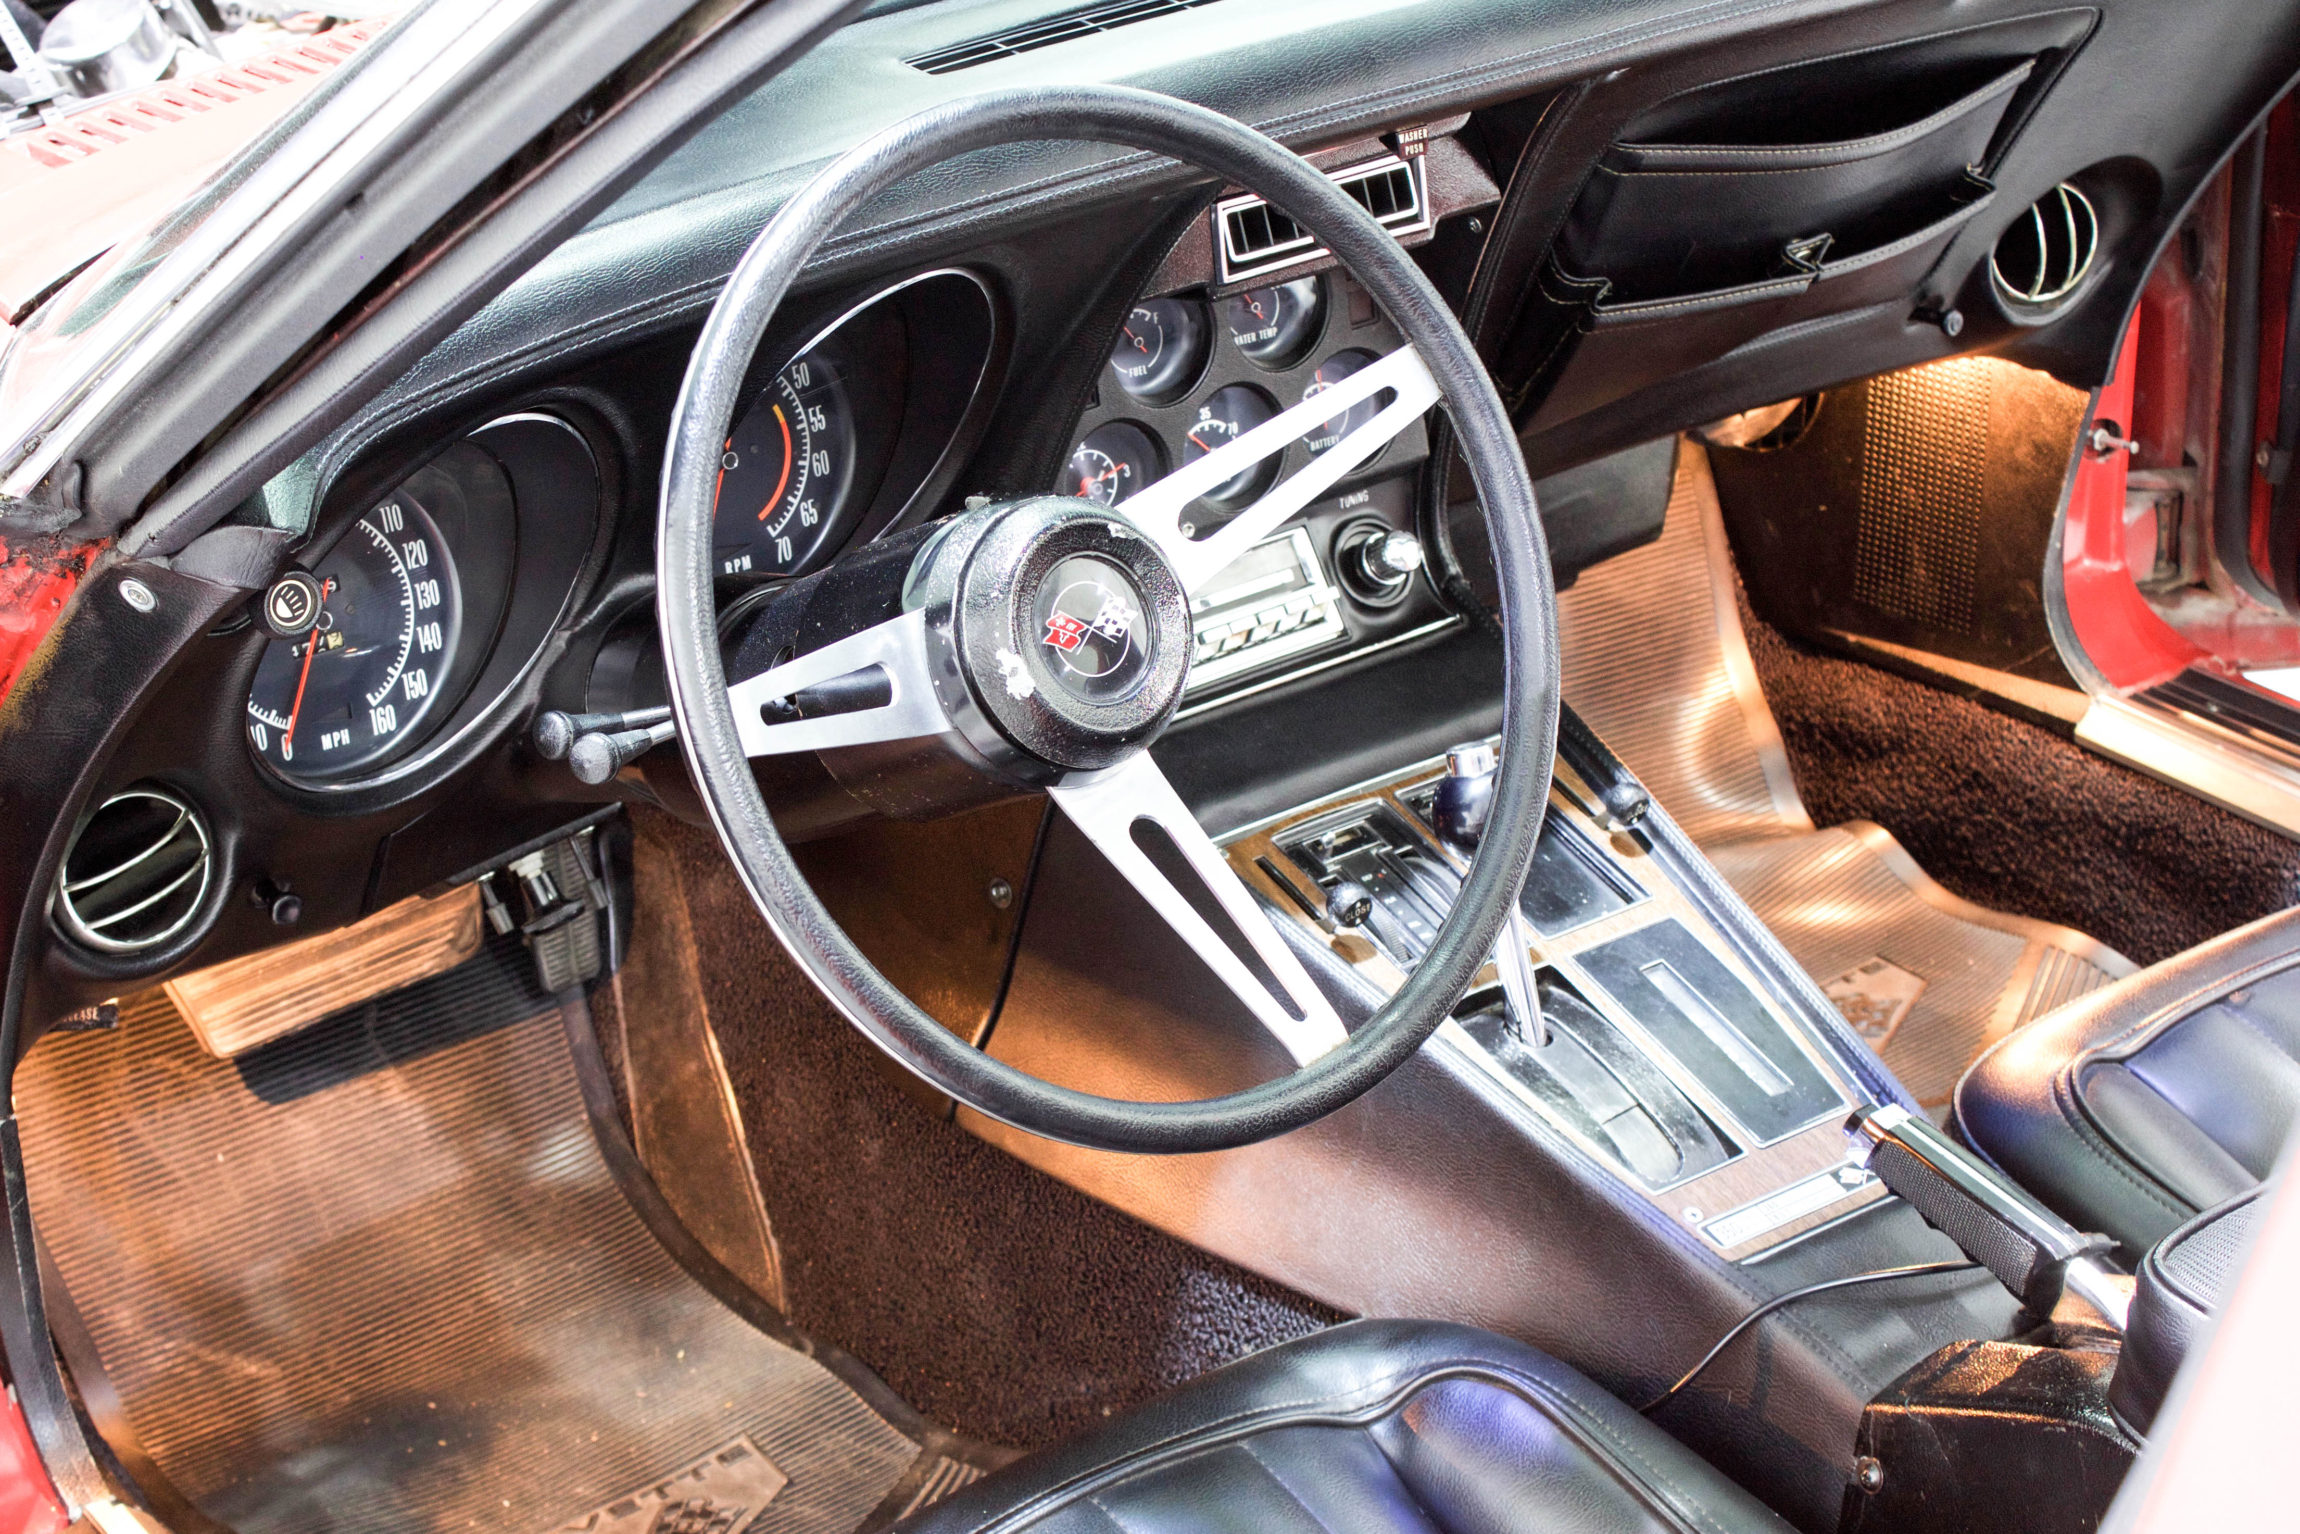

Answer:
[1183,384,1283,513]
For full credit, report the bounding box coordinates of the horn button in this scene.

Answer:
[948,499,1192,773]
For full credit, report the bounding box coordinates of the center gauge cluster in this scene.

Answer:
[1064,269,1446,705]
[1065,271,1420,537]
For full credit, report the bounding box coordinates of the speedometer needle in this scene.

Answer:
[283,577,335,755]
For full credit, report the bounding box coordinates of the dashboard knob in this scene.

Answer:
[1598,778,1652,831]
[257,570,326,639]
[1360,530,1424,582]
[1337,525,1424,606]
[1325,879,1375,929]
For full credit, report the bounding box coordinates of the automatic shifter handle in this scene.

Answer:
[1431,741,1497,854]
[1433,741,1545,1047]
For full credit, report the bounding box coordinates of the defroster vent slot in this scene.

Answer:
[906,0,1226,74]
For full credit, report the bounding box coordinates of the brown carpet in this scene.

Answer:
[637,810,1343,1452]
[1740,613,2300,967]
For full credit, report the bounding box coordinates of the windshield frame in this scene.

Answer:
[0,0,554,519]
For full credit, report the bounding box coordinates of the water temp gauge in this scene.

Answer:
[1224,277,1325,368]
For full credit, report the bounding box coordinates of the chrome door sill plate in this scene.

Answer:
[2077,693,2300,841]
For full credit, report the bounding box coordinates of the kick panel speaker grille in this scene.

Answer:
[1991,182,2099,309]
[54,786,213,954]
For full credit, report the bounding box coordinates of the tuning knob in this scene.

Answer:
[1337,525,1424,606]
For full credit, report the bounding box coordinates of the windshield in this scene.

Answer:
[3,10,404,330]
[0,7,411,450]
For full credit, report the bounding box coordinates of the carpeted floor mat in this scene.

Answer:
[636,809,1345,1452]
[14,936,957,1534]
[1741,608,2300,968]
[1558,441,2132,1106]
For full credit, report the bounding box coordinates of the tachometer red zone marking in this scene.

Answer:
[758,404,793,521]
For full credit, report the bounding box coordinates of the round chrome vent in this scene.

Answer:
[1992,183,2100,310]
[54,788,214,955]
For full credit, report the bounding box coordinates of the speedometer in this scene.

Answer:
[712,352,858,578]
[245,493,464,782]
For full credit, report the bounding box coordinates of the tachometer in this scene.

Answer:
[246,493,464,781]
[713,352,858,578]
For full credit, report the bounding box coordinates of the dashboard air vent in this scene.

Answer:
[54,787,214,955]
[1991,182,2099,310]
[907,0,1224,74]
[1217,155,1429,284]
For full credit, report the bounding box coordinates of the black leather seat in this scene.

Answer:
[895,1320,1790,1534]
[1956,907,2300,1255]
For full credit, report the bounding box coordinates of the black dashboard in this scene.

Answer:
[28,0,2300,1022]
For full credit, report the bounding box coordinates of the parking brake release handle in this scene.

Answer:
[1849,1104,2126,1327]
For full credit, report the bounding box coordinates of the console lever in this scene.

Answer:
[1432,740,1546,1048]
[569,718,678,785]
[1324,879,1376,932]
[535,705,672,761]
[1848,1104,2126,1328]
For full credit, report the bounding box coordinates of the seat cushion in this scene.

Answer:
[894,1320,1791,1534]
[2110,1189,2264,1434]
[1955,906,2300,1255]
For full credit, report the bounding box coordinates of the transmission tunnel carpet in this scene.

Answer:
[15,936,962,1534]
[1557,442,2132,1107]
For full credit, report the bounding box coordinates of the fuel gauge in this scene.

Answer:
[1108,297,1210,404]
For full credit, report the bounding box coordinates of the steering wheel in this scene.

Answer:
[659,84,1558,1154]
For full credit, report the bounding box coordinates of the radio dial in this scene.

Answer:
[1338,524,1424,606]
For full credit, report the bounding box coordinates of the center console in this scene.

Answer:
[971,644,2026,1533]
[1228,747,1887,1262]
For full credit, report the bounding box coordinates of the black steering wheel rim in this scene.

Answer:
[659,83,1559,1154]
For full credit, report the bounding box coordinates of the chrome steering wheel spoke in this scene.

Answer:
[1111,343,1441,593]
[726,608,950,757]
[1049,753,1349,1065]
